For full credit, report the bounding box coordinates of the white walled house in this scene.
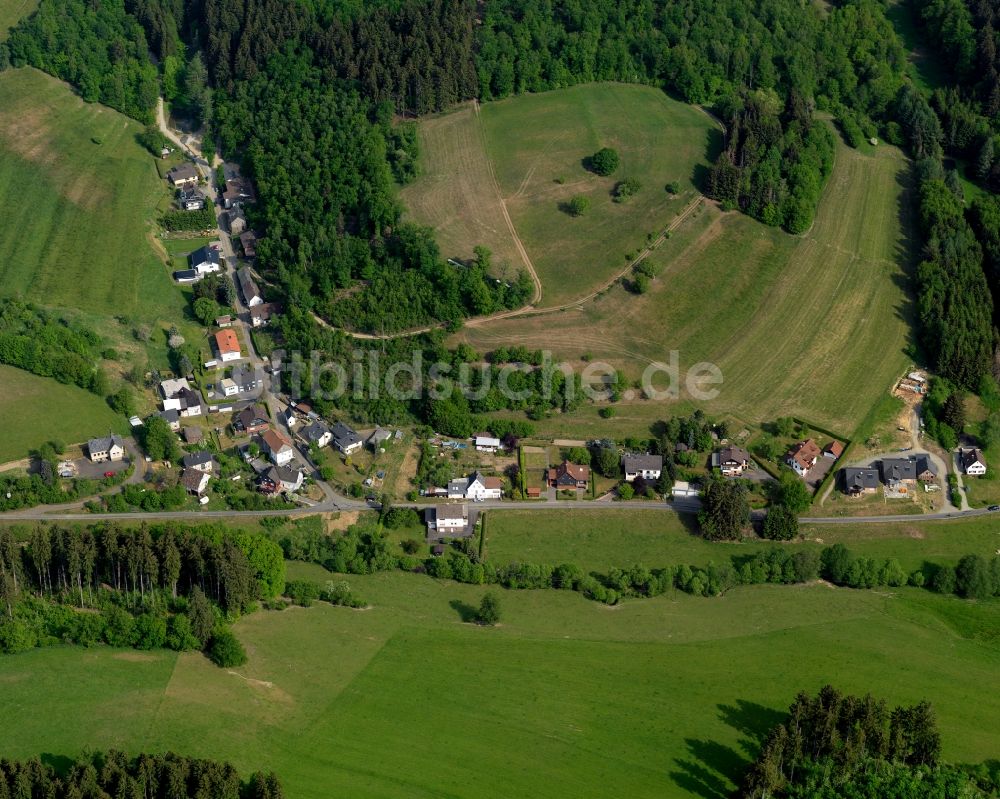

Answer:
[622,454,663,482]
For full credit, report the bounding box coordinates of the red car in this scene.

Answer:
[103,471,115,478]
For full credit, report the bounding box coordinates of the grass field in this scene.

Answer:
[0,566,997,799]
[0,365,124,462]
[0,68,188,327]
[485,509,1000,573]
[401,83,717,307]
[458,130,915,439]
[0,0,36,40]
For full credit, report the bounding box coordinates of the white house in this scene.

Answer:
[301,421,332,449]
[622,454,663,482]
[219,378,239,397]
[262,429,295,466]
[181,451,215,474]
[426,505,470,539]
[214,329,242,363]
[474,434,501,453]
[159,378,191,399]
[180,468,210,496]
[237,267,263,307]
[961,448,988,476]
[786,439,820,477]
[713,446,751,477]
[447,472,503,500]
[331,422,363,455]
[189,245,222,274]
[87,435,125,463]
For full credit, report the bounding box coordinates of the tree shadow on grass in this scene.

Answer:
[40,753,75,776]
[668,700,785,799]
[448,599,477,623]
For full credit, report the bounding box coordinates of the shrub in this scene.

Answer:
[208,629,247,667]
[284,579,321,607]
[567,195,590,216]
[132,612,167,650]
[613,177,641,202]
[588,147,620,176]
[477,592,501,625]
[599,406,616,419]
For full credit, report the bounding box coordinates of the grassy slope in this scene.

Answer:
[458,131,915,438]
[0,571,997,799]
[485,509,1000,572]
[0,364,123,462]
[0,68,188,326]
[401,83,716,307]
[0,0,36,40]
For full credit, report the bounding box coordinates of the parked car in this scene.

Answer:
[103,471,115,478]
[989,505,1000,511]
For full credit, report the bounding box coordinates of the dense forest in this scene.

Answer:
[0,523,283,658]
[740,686,998,798]
[0,752,284,799]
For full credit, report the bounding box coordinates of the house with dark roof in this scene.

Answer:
[180,468,210,496]
[87,435,125,463]
[182,451,215,473]
[712,446,751,477]
[157,409,181,431]
[301,421,332,449]
[622,454,663,482]
[233,404,269,435]
[331,422,362,455]
[258,465,303,495]
[881,458,917,489]
[249,302,281,328]
[961,448,987,476]
[548,460,590,489]
[367,427,392,450]
[173,269,201,284]
[189,245,221,275]
[239,231,258,258]
[425,505,473,541]
[786,439,821,476]
[223,176,255,209]
[167,163,199,186]
[236,267,263,307]
[842,467,879,496]
[914,455,937,482]
[177,187,206,210]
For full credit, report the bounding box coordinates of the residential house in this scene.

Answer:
[180,468,210,496]
[233,404,269,435]
[227,206,247,236]
[301,421,332,449]
[173,269,201,284]
[182,451,215,473]
[167,163,199,187]
[182,427,203,445]
[157,409,181,431]
[222,176,255,209]
[915,455,938,483]
[823,441,845,460]
[189,245,221,275]
[219,378,239,397]
[331,422,362,455]
[214,329,242,362]
[258,465,303,495]
[261,429,294,466]
[713,446,751,477]
[236,267,263,307]
[622,454,663,482]
[164,387,203,418]
[279,407,299,429]
[961,448,988,476]
[231,366,260,393]
[177,187,205,211]
[474,434,501,453]
[87,435,125,463]
[548,460,590,490]
[425,505,472,540]
[843,467,879,496]
[159,378,191,399]
[881,458,917,490]
[448,472,503,501]
[249,302,280,327]
[215,315,233,328]
[786,439,821,476]
[239,231,258,258]
[367,427,392,450]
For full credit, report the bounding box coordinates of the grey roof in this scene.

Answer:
[881,458,917,482]
[915,455,937,477]
[302,421,331,443]
[448,478,468,494]
[237,404,268,427]
[368,427,392,445]
[622,454,663,472]
[173,269,200,281]
[177,387,202,409]
[88,434,124,452]
[844,467,879,490]
[265,464,301,486]
[331,421,361,448]
[180,468,208,492]
[158,409,180,423]
[716,446,751,465]
[962,448,986,468]
[436,505,468,520]
[236,267,261,301]
[182,451,214,468]
[189,246,220,267]
[168,163,198,182]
